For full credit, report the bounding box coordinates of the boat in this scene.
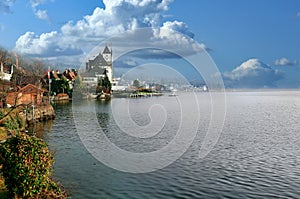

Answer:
[169,90,178,97]
[96,93,111,101]
[203,85,208,92]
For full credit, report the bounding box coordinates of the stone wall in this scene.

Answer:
[19,104,55,124]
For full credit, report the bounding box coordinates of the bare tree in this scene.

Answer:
[0,47,8,65]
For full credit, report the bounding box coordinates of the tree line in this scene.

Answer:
[0,47,48,86]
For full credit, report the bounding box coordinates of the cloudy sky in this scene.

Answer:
[0,0,300,88]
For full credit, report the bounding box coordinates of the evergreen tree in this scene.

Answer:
[96,70,111,93]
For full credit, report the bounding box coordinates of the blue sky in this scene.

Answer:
[0,0,300,88]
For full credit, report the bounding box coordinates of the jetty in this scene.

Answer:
[129,92,162,98]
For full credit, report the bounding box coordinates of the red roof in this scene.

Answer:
[19,84,45,94]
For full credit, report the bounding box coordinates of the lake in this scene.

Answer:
[42,90,300,198]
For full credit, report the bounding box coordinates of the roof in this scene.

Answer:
[102,46,111,54]
[63,69,76,80]
[88,53,108,67]
[20,84,45,94]
[81,67,106,77]
[51,71,60,80]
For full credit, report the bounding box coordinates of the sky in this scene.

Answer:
[0,0,300,88]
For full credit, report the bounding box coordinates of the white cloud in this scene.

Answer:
[114,58,139,68]
[15,0,205,63]
[159,20,194,38]
[274,57,298,66]
[122,59,138,67]
[61,0,174,39]
[297,12,300,17]
[29,0,51,21]
[0,0,15,14]
[223,58,284,88]
[35,9,49,21]
[30,0,46,8]
[15,31,82,57]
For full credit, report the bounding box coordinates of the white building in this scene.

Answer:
[111,77,128,91]
[0,62,13,81]
[82,46,113,87]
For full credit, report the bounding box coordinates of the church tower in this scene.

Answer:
[102,45,112,64]
[102,45,113,83]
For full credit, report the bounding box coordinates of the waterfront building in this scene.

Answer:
[82,46,113,88]
[6,84,47,107]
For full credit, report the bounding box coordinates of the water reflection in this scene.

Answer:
[27,120,54,138]
[95,100,110,130]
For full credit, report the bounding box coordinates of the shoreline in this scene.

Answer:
[0,104,57,197]
[223,88,300,92]
[0,104,55,141]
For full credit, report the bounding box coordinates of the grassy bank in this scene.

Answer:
[0,107,28,197]
[0,107,26,140]
[0,106,66,198]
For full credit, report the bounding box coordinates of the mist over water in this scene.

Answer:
[43,91,300,198]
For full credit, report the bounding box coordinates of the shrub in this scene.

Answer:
[0,108,25,132]
[0,133,66,198]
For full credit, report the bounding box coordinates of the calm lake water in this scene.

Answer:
[41,91,300,199]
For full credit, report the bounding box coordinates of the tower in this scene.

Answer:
[102,45,113,83]
[102,45,112,64]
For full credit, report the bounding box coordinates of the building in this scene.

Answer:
[6,84,47,107]
[111,77,127,91]
[82,46,113,88]
[81,67,107,88]
[0,62,13,81]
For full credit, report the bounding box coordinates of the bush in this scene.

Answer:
[0,133,66,198]
[0,108,25,132]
